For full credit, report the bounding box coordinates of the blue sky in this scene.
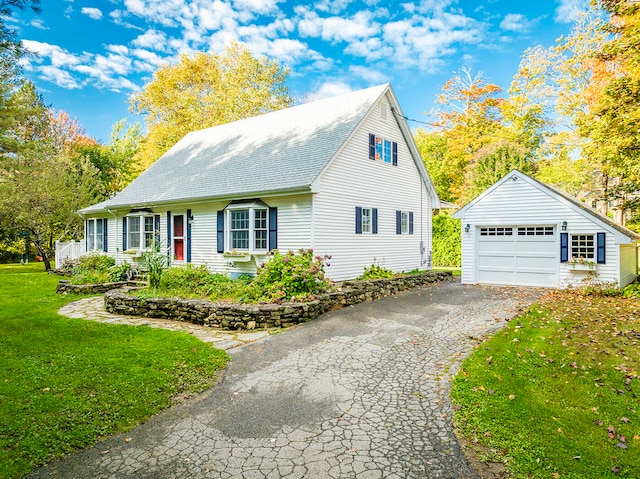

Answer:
[13,0,589,143]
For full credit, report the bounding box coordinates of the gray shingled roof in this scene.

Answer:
[80,84,390,214]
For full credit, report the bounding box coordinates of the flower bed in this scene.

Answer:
[103,271,452,330]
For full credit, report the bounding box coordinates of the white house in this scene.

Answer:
[78,84,440,281]
[454,170,639,288]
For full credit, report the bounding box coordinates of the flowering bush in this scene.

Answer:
[246,249,331,303]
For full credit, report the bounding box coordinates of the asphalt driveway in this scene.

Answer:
[28,280,540,479]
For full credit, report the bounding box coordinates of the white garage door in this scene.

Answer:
[476,226,558,287]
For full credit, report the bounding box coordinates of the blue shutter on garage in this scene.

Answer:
[409,212,414,235]
[186,209,192,263]
[269,207,278,251]
[372,208,378,234]
[122,217,127,250]
[597,232,606,264]
[154,215,160,248]
[103,219,108,252]
[217,211,224,253]
[392,142,398,166]
[355,207,363,234]
[396,210,402,235]
[560,233,568,263]
[369,134,375,160]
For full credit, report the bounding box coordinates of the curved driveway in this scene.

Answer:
[29,280,539,479]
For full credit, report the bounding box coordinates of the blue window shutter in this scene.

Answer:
[372,208,378,234]
[396,210,402,235]
[166,211,171,260]
[355,207,362,234]
[409,212,414,235]
[122,217,127,250]
[217,211,224,253]
[392,142,398,166]
[103,219,108,252]
[597,232,606,264]
[368,134,375,160]
[85,220,89,251]
[154,214,160,248]
[560,233,568,262]
[269,207,278,251]
[186,209,192,263]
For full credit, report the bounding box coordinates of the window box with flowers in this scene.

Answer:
[568,257,597,271]
[223,251,253,263]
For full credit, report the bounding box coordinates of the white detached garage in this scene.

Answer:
[454,170,640,288]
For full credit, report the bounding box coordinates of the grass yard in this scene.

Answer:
[452,289,640,478]
[0,263,229,479]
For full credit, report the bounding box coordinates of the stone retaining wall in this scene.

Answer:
[57,280,145,295]
[103,271,452,330]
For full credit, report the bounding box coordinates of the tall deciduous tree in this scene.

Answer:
[130,41,292,172]
[416,68,542,203]
[578,0,640,224]
[0,88,104,270]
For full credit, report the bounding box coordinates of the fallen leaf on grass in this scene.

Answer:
[620,417,630,423]
[616,442,628,449]
[508,394,516,400]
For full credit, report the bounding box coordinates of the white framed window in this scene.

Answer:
[125,215,155,251]
[401,212,408,234]
[368,134,398,166]
[226,203,269,253]
[85,218,106,252]
[254,209,268,250]
[395,210,413,235]
[571,234,595,260]
[362,208,371,233]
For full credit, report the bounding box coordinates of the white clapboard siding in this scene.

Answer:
[456,172,638,287]
[620,244,638,287]
[312,93,432,281]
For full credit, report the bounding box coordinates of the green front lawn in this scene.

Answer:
[453,290,640,478]
[0,263,229,479]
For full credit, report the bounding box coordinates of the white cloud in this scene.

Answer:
[131,29,168,49]
[555,0,589,23]
[81,7,103,20]
[30,19,48,30]
[298,9,377,43]
[349,65,387,83]
[39,66,81,89]
[22,40,88,67]
[306,81,353,102]
[500,13,533,32]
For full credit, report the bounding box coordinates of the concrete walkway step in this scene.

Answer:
[58,296,271,350]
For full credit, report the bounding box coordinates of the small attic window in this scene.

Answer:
[380,101,388,121]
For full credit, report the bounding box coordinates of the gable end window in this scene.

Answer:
[368,133,398,166]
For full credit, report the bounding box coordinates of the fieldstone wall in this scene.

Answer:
[103,271,452,330]
[57,280,144,295]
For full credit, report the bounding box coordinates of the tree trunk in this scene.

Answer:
[33,236,52,271]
